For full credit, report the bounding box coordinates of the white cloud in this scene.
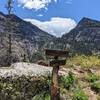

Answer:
[17,0,57,10]
[24,17,77,37]
[17,0,72,10]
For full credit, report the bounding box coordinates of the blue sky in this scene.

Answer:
[0,0,100,36]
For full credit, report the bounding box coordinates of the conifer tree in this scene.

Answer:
[6,0,13,66]
[6,0,13,15]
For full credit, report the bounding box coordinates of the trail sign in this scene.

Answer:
[45,49,69,57]
[45,49,69,100]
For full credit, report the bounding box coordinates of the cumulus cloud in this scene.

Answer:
[17,0,72,10]
[17,0,57,10]
[24,17,77,37]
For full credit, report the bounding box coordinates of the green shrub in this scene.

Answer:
[59,72,88,100]
[59,72,77,90]
[73,90,88,100]
[91,81,100,93]
[86,73,99,82]
[0,76,50,100]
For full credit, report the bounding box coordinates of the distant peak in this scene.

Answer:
[81,17,92,21]
[78,17,100,27]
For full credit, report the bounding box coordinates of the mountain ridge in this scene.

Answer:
[61,17,100,55]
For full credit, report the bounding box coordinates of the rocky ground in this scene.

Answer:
[0,62,100,100]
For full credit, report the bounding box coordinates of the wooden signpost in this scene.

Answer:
[45,49,69,100]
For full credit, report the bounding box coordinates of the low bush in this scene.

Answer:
[73,89,88,100]
[0,76,50,100]
[91,81,100,93]
[85,73,99,82]
[59,72,89,100]
[59,72,77,90]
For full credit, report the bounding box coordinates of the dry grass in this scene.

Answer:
[66,55,100,68]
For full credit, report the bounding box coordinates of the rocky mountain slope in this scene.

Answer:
[62,17,100,55]
[0,12,100,66]
[0,12,55,66]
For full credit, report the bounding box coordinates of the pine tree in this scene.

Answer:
[6,0,13,66]
[6,0,13,15]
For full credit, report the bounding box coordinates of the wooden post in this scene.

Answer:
[51,56,60,100]
[45,49,69,100]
